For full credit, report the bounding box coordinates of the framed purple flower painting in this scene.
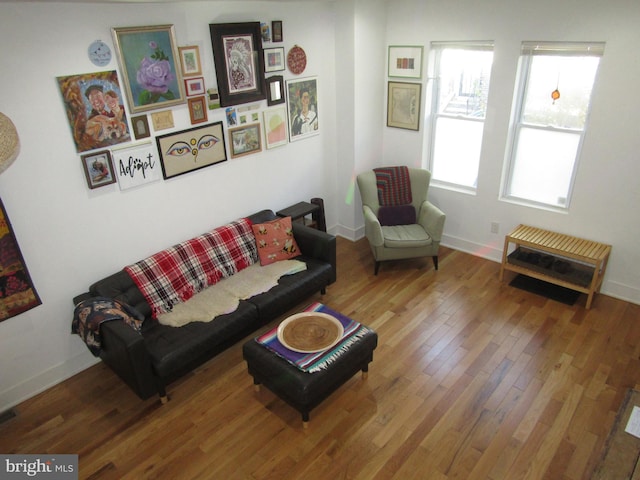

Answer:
[112,24,185,114]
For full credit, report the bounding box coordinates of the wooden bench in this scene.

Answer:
[499,224,611,309]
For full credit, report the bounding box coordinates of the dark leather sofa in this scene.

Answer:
[73,210,336,402]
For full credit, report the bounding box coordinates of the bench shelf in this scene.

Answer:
[499,224,611,309]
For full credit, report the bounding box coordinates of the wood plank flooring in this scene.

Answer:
[1,237,639,479]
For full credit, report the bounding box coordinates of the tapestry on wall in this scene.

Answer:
[0,198,41,322]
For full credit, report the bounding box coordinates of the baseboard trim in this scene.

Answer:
[0,353,99,413]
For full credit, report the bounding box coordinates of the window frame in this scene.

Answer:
[501,41,604,210]
[427,41,495,193]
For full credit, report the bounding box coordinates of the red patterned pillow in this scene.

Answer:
[252,217,302,265]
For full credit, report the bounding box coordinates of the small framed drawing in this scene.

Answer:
[188,96,208,124]
[228,124,262,158]
[112,25,185,113]
[131,114,151,140]
[263,107,288,149]
[265,75,285,106]
[178,45,202,77]
[209,22,266,107]
[388,45,423,79]
[387,81,422,131]
[272,21,283,42]
[264,47,285,73]
[81,150,116,189]
[156,121,227,179]
[150,110,174,131]
[184,77,205,96]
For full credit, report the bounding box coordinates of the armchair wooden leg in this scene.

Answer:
[374,261,381,275]
[432,256,439,270]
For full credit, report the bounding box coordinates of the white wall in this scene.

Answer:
[0,0,338,411]
[383,0,640,304]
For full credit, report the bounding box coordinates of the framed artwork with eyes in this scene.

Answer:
[155,121,227,179]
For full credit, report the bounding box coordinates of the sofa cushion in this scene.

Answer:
[252,216,301,265]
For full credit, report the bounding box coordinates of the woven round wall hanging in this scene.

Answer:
[0,112,20,175]
[287,45,307,75]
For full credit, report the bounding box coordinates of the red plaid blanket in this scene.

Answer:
[124,218,257,318]
[374,166,412,206]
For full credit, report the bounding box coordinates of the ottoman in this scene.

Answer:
[242,303,378,426]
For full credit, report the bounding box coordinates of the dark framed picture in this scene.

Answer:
[228,124,262,158]
[387,81,422,131]
[265,75,285,106]
[184,77,205,96]
[112,25,185,114]
[131,114,151,140]
[209,22,266,107]
[264,47,285,73]
[188,96,208,124]
[272,21,283,42]
[156,121,227,179]
[81,150,116,189]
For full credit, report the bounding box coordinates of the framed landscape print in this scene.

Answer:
[388,45,423,79]
[387,81,422,131]
[287,76,318,142]
[81,150,116,189]
[112,24,185,113]
[209,22,266,106]
[228,124,262,158]
[57,70,130,153]
[156,122,227,179]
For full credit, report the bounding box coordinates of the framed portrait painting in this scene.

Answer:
[81,150,116,189]
[388,45,424,79]
[209,22,266,107]
[156,121,227,179]
[286,76,318,142]
[57,70,131,153]
[112,24,185,113]
[387,81,422,131]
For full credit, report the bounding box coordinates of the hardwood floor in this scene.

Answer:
[2,237,639,479]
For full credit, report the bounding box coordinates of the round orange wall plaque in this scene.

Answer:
[287,45,307,75]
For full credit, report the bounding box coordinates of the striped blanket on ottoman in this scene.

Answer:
[125,218,258,318]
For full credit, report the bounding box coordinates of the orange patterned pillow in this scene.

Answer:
[251,216,301,265]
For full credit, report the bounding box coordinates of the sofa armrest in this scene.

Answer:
[292,222,336,284]
[99,320,160,400]
[362,205,384,246]
[418,201,446,243]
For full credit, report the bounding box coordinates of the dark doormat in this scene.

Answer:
[509,274,580,305]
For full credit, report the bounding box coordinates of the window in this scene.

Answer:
[502,42,604,209]
[428,42,494,190]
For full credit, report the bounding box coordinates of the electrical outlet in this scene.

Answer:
[491,222,500,234]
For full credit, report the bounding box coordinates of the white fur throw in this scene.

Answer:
[157,259,307,327]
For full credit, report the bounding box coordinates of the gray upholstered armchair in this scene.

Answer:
[356,167,446,275]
